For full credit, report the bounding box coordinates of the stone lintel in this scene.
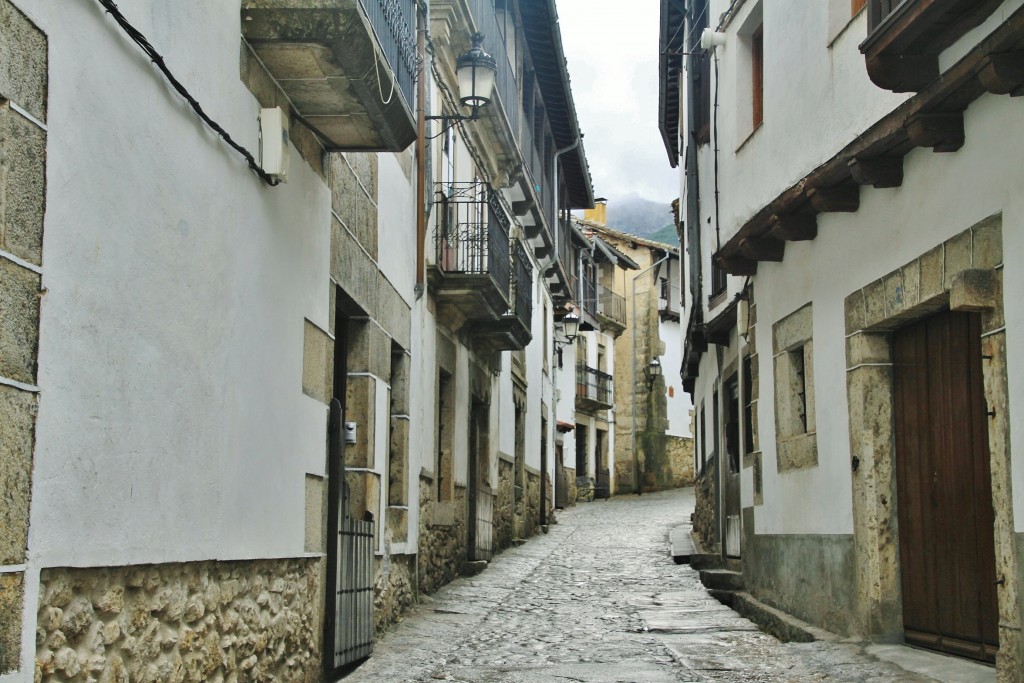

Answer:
[950,269,1000,312]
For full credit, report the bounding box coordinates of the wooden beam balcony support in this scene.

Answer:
[978,52,1024,96]
[715,253,759,276]
[769,214,818,241]
[739,236,785,262]
[808,185,861,213]
[866,54,940,93]
[848,156,905,188]
[906,112,965,152]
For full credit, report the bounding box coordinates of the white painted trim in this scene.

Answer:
[9,101,47,131]
[0,564,26,573]
[0,376,40,393]
[0,249,43,275]
[981,326,1007,339]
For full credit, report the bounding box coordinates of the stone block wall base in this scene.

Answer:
[742,529,858,638]
[373,554,414,636]
[417,480,466,595]
[35,557,322,683]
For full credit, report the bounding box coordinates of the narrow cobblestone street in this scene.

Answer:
[345,488,986,683]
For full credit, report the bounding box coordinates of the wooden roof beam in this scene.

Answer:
[769,214,818,241]
[739,236,785,262]
[907,112,965,152]
[848,156,905,188]
[808,185,860,213]
[978,51,1024,96]
[715,253,758,276]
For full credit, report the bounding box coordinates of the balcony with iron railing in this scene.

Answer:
[428,182,531,350]
[576,364,614,412]
[242,0,417,151]
[596,285,626,335]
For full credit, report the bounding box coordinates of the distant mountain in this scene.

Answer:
[603,196,678,246]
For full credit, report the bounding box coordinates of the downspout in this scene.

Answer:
[414,0,428,299]
[550,138,580,267]
[631,253,670,495]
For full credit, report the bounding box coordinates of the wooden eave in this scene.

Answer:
[714,5,1024,275]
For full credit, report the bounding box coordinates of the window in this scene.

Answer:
[710,260,728,301]
[724,374,740,473]
[751,25,763,129]
[772,304,818,471]
[743,355,755,456]
[735,3,764,141]
[698,404,706,470]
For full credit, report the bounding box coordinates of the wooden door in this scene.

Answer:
[893,310,998,662]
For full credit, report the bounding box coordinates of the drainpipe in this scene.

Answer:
[631,253,670,495]
[550,138,580,270]
[414,0,428,299]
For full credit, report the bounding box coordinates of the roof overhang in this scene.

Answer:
[659,0,687,168]
[520,0,595,209]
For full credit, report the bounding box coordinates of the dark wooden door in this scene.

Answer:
[893,310,998,663]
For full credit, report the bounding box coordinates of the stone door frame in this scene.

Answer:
[843,215,1017,674]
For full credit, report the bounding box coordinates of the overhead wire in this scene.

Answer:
[95,0,280,185]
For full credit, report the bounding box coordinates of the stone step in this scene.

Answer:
[669,526,696,564]
[699,568,745,591]
[688,552,721,570]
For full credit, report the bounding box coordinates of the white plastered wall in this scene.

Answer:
[751,93,1024,535]
[26,0,331,569]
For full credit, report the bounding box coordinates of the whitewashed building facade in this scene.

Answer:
[0,0,592,681]
[662,0,1024,677]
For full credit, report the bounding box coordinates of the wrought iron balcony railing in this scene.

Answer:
[434,182,511,302]
[513,241,533,329]
[576,364,614,408]
[361,0,417,110]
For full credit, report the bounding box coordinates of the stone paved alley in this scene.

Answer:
[345,488,993,683]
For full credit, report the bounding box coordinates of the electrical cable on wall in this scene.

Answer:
[95,0,280,186]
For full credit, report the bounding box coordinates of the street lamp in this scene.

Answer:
[645,357,663,387]
[429,33,497,123]
[559,311,580,345]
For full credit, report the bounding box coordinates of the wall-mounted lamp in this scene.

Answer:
[645,357,663,387]
[556,311,580,347]
[553,311,580,368]
[428,33,497,124]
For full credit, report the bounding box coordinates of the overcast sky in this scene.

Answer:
[556,0,678,205]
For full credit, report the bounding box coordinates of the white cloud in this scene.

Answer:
[557,0,678,203]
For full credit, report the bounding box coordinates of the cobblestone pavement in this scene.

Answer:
[344,488,952,683]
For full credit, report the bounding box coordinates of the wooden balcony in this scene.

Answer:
[241,0,417,151]
[860,0,1005,92]
[596,285,626,336]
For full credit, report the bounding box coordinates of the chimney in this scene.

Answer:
[584,197,607,226]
